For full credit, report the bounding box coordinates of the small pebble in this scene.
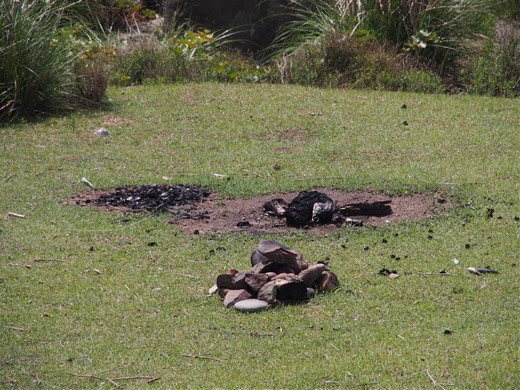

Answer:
[95,127,110,136]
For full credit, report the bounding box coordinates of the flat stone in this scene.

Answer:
[257,239,300,264]
[251,249,269,266]
[223,289,252,308]
[252,259,280,274]
[234,299,269,312]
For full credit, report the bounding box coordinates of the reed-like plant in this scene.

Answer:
[269,0,490,71]
[0,0,75,121]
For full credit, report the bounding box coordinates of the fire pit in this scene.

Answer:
[71,185,449,233]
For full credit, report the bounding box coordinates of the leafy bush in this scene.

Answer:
[111,28,275,85]
[73,46,115,106]
[270,0,491,72]
[0,0,75,121]
[466,20,520,96]
[278,32,444,93]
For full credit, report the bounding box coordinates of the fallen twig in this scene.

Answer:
[148,251,158,263]
[180,353,219,361]
[111,375,160,382]
[176,273,197,279]
[402,370,427,381]
[417,272,460,276]
[6,326,29,331]
[69,372,121,388]
[34,258,64,263]
[349,382,378,388]
[7,212,25,218]
[291,176,344,182]
[426,370,445,390]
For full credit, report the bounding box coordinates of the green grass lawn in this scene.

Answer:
[1,83,519,388]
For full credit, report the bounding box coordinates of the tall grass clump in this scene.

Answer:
[269,0,490,73]
[278,31,444,92]
[466,19,520,96]
[0,0,75,122]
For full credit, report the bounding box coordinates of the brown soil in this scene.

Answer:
[69,186,450,234]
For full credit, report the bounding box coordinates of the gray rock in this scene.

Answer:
[278,266,297,274]
[257,279,286,304]
[251,249,269,266]
[216,273,235,289]
[277,277,307,301]
[218,288,229,298]
[216,269,249,290]
[286,255,309,274]
[298,263,328,287]
[316,271,339,292]
[95,127,110,136]
[234,299,269,312]
[257,239,300,264]
[223,289,252,308]
[257,275,307,303]
[252,259,280,274]
[245,273,270,292]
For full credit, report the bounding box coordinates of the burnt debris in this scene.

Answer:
[90,184,211,212]
[263,190,394,228]
[284,191,336,227]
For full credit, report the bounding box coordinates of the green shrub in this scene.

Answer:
[0,0,75,121]
[467,20,520,96]
[270,0,491,73]
[110,29,275,86]
[73,46,114,106]
[279,32,444,93]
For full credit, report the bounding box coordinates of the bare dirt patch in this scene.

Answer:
[69,185,450,234]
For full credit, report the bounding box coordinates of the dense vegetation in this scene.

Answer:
[1,0,519,121]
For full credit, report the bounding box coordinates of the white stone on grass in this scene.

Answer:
[95,127,110,136]
[233,299,269,313]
